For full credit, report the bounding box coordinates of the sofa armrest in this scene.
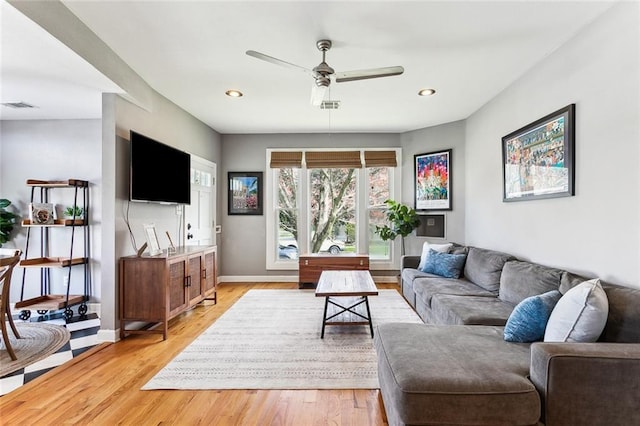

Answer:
[530,342,640,426]
[401,255,420,270]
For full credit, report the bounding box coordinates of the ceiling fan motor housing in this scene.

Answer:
[315,76,330,87]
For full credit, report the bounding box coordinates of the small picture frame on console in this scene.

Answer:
[143,223,162,256]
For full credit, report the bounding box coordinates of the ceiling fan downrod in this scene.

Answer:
[313,39,335,86]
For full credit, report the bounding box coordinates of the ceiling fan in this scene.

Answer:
[246,40,404,106]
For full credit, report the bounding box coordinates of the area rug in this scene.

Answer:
[0,323,71,377]
[142,289,422,390]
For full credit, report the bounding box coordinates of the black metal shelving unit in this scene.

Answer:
[16,179,91,321]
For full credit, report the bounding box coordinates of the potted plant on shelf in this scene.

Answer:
[63,205,85,220]
[0,198,19,247]
[375,199,421,256]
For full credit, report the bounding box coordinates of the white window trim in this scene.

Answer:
[266,148,402,271]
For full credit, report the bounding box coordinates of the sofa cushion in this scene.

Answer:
[417,241,453,270]
[413,277,495,308]
[401,267,440,287]
[420,249,467,279]
[375,323,540,426]
[545,279,608,343]
[560,275,640,343]
[600,282,640,343]
[431,294,515,326]
[464,247,516,292]
[499,260,564,305]
[504,290,562,342]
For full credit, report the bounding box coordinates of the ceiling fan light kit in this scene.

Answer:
[246,39,404,107]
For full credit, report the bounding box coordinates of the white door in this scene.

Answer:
[185,156,216,246]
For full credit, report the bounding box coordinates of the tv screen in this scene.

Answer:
[130,130,191,204]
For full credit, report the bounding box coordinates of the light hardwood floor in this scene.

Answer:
[1,282,398,425]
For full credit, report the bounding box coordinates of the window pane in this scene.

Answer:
[368,167,391,260]
[369,208,391,260]
[277,168,299,261]
[368,167,389,206]
[277,168,298,208]
[309,168,355,254]
[278,209,298,260]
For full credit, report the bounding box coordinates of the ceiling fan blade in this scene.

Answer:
[246,50,316,77]
[335,66,404,83]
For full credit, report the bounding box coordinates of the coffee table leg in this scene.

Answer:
[364,296,374,337]
[321,296,329,338]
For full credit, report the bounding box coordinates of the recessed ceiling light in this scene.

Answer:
[225,90,243,98]
[418,88,436,97]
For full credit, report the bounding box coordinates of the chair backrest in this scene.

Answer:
[0,250,22,302]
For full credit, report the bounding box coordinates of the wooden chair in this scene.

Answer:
[0,249,22,360]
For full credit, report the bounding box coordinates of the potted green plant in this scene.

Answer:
[375,199,421,256]
[0,198,19,247]
[63,205,85,219]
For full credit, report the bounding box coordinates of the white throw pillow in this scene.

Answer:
[544,278,609,343]
[417,242,453,271]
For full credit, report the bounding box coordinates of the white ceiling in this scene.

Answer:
[1,1,615,134]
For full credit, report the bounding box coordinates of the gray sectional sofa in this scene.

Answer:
[375,244,640,426]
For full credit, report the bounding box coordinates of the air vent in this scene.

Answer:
[320,100,341,110]
[1,101,37,109]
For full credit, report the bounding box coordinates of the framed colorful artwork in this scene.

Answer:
[415,149,452,211]
[228,172,263,215]
[502,104,575,202]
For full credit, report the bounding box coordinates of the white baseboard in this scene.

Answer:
[218,275,298,283]
[218,275,399,284]
[97,329,119,343]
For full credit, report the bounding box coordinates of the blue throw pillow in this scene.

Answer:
[504,290,562,343]
[420,249,467,279]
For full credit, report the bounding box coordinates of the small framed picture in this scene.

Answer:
[228,172,263,215]
[143,223,162,256]
[416,214,446,239]
[30,202,55,225]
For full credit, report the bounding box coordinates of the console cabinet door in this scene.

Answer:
[203,249,216,295]
[187,254,204,306]
[168,258,188,316]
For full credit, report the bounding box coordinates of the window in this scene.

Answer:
[276,168,299,261]
[368,167,391,260]
[266,148,401,270]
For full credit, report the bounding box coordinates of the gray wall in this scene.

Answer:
[96,91,222,335]
[400,120,466,256]
[465,2,639,287]
[0,119,103,302]
[220,133,401,277]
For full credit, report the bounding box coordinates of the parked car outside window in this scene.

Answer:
[278,238,345,258]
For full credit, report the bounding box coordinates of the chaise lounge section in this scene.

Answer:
[375,243,640,425]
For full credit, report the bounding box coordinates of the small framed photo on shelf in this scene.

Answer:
[502,104,575,202]
[29,202,55,225]
[228,172,263,215]
[143,223,162,256]
[415,149,452,211]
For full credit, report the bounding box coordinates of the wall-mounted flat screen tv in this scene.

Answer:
[130,130,191,204]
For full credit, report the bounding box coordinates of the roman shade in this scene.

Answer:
[304,151,362,169]
[269,151,303,168]
[364,150,397,167]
